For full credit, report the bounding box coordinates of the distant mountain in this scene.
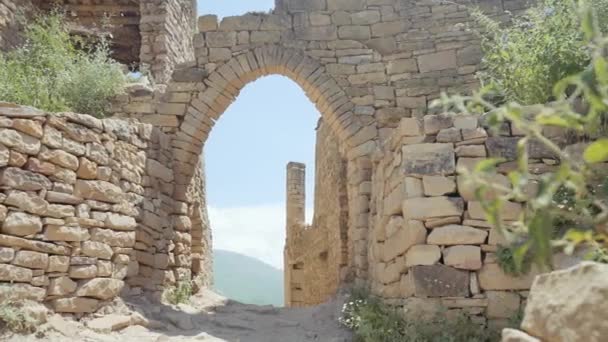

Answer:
[213,249,284,307]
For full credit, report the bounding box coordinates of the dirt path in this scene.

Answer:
[5,290,352,342]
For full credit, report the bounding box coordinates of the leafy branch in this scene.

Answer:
[435,1,608,273]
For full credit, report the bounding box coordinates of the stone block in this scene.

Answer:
[2,211,42,236]
[77,157,97,180]
[487,291,521,318]
[105,213,137,231]
[97,260,113,277]
[424,115,454,135]
[387,59,418,74]
[405,245,441,267]
[411,265,470,297]
[385,216,404,239]
[198,15,218,31]
[39,147,79,171]
[501,329,541,342]
[402,196,464,220]
[456,145,486,157]
[146,159,173,183]
[69,265,97,279]
[328,0,365,10]
[52,297,99,313]
[82,241,113,260]
[402,144,455,176]
[427,225,488,245]
[0,263,32,282]
[423,176,456,196]
[0,247,14,263]
[457,173,510,202]
[0,167,52,191]
[520,262,608,342]
[12,250,49,270]
[338,25,371,40]
[47,255,70,272]
[486,137,520,160]
[74,180,123,204]
[0,128,41,155]
[468,201,522,221]
[404,177,424,198]
[418,50,457,73]
[5,190,48,215]
[0,283,46,301]
[398,117,423,137]
[86,315,133,333]
[44,225,90,242]
[0,144,8,167]
[382,221,427,261]
[437,128,462,143]
[76,278,124,300]
[48,276,77,296]
[478,263,537,290]
[205,31,236,47]
[91,228,135,248]
[443,245,482,270]
[384,185,404,216]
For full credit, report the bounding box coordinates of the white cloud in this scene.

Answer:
[208,204,313,270]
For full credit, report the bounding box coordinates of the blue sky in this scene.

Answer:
[199,1,319,268]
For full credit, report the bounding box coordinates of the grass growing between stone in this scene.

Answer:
[0,301,37,335]
[164,281,193,305]
[339,289,501,342]
[0,12,126,117]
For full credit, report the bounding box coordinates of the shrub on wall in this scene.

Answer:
[440,1,608,272]
[0,13,126,117]
[340,289,502,342]
[473,0,608,105]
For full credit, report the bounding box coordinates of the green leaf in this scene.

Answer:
[583,139,608,164]
[512,242,531,274]
[528,211,554,270]
[594,57,608,85]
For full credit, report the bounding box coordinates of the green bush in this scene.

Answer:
[0,12,126,117]
[340,289,501,342]
[439,0,608,272]
[473,0,608,105]
[165,281,193,305]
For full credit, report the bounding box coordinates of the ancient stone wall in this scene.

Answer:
[0,0,196,84]
[36,0,142,67]
[0,103,197,313]
[284,119,349,307]
[109,0,537,308]
[139,0,197,84]
[0,0,556,323]
[365,112,587,326]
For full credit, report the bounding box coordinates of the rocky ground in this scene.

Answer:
[2,289,352,342]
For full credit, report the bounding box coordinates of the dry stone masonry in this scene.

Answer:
[0,102,205,312]
[109,1,534,311]
[284,118,349,307]
[2,0,585,329]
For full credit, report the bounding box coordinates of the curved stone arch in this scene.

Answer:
[170,44,375,181]
[165,44,377,290]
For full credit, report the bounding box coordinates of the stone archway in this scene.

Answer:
[161,44,373,303]
[170,44,369,180]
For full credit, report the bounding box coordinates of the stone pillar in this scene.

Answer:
[286,162,306,230]
[285,162,305,307]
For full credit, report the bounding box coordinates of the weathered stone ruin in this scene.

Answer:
[3,0,597,332]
